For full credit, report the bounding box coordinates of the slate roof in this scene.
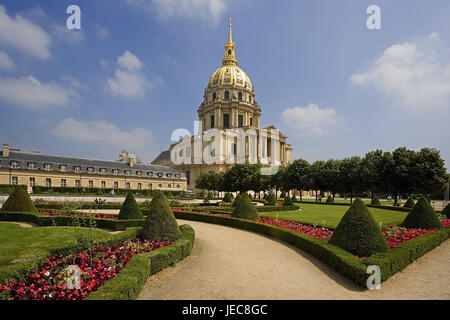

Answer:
[151,150,171,164]
[0,151,186,180]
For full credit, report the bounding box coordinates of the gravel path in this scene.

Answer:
[137,220,450,300]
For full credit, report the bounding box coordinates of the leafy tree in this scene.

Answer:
[222,164,261,192]
[361,150,389,201]
[308,161,327,202]
[410,148,448,195]
[321,159,342,200]
[339,156,364,203]
[285,159,311,202]
[283,195,293,206]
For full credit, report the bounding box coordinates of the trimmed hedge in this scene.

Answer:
[0,211,144,231]
[35,203,123,210]
[173,211,450,287]
[403,197,415,208]
[30,186,185,198]
[118,193,144,220]
[1,187,38,214]
[256,205,299,212]
[231,192,259,220]
[86,224,195,300]
[401,197,443,229]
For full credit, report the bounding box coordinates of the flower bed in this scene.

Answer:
[0,239,172,300]
[40,210,118,220]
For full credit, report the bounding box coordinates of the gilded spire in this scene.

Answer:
[223,17,238,66]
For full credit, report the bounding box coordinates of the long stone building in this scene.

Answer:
[0,144,187,192]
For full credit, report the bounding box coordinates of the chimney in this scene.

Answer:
[119,149,127,161]
[2,144,9,157]
[129,157,134,167]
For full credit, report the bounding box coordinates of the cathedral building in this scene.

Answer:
[152,20,292,191]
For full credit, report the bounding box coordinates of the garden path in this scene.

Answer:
[138,219,450,300]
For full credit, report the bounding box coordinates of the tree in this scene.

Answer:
[222,164,261,193]
[361,150,389,201]
[308,161,327,202]
[339,156,364,203]
[410,148,448,195]
[322,159,342,200]
[389,147,416,205]
[269,166,287,198]
[285,159,310,201]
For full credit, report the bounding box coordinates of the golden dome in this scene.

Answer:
[207,64,253,90]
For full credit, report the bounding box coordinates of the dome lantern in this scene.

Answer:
[222,17,238,66]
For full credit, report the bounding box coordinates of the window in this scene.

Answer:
[212,92,216,101]
[210,115,215,128]
[100,168,106,174]
[44,163,52,171]
[28,162,36,170]
[137,171,142,177]
[75,180,80,187]
[149,183,153,190]
[250,117,253,126]
[176,184,180,189]
[87,167,94,173]
[125,170,131,176]
[11,176,18,185]
[59,164,67,172]
[29,177,35,187]
[223,114,230,128]
[168,184,172,188]
[74,166,81,173]
[228,49,232,56]
[232,143,236,155]
[238,114,243,127]
[61,179,66,187]
[224,91,230,100]
[249,96,252,103]
[238,92,242,101]
[138,183,142,190]
[114,182,118,189]
[113,169,119,175]
[46,178,51,187]
[126,182,130,189]
[10,161,19,169]
[89,180,93,188]
[158,184,162,188]
[101,181,106,189]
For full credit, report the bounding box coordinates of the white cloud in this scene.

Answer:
[125,0,233,22]
[0,75,74,110]
[350,33,450,110]
[117,50,143,71]
[0,51,15,70]
[107,51,150,98]
[0,5,51,60]
[281,103,347,136]
[51,24,84,45]
[52,118,160,162]
[96,25,110,39]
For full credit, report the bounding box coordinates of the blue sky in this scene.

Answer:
[0,0,449,168]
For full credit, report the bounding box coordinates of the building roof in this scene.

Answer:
[151,150,171,164]
[0,150,186,180]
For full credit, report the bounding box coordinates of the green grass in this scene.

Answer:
[0,223,112,267]
[290,198,395,205]
[260,202,407,229]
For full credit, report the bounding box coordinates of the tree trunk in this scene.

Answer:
[350,189,353,203]
[300,189,303,202]
[315,190,318,202]
[332,192,335,200]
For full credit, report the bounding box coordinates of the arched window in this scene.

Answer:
[212,92,216,101]
[249,96,252,103]
[224,91,230,100]
[228,49,232,56]
[238,92,242,101]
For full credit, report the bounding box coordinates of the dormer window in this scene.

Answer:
[148,171,153,177]
[136,171,142,176]
[166,173,172,178]
[10,160,19,169]
[157,172,163,178]
[27,162,36,170]
[44,163,52,171]
[59,164,67,172]
[74,166,81,173]
[125,170,131,176]
[113,169,119,175]
[87,167,94,173]
[99,168,106,174]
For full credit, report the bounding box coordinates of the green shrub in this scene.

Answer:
[141,200,152,209]
[266,193,276,205]
[118,193,144,220]
[403,197,415,208]
[326,195,334,203]
[0,187,38,214]
[223,192,233,203]
[231,192,259,220]
[232,192,243,207]
[198,191,205,198]
[140,191,182,242]
[292,195,297,202]
[371,197,381,206]
[329,198,389,257]
[283,195,293,206]
[442,202,450,219]
[280,191,286,198]
[401,196,443,229]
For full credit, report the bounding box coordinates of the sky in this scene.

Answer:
[0,0,449,169]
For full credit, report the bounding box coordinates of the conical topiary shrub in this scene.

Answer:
[266,193,276,205]
[401,196,443,229]
[223,192,233,203]
[118,192,144,220]
[371,197,381,206]
[1,187,38,214]
[403,197,415,208]
[326,195,334,203]
[280,191,286,198]
[231,192,259,220]
[232,192,243,207]
[442,202,450,219]
[329,198,389,257]
[141,191,182,242]
[283,195,293,206]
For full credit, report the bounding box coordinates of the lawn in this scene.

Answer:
[0,223,113,267]
[260,202,408,229]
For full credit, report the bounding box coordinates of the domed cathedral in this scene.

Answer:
[152,19,292,191]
